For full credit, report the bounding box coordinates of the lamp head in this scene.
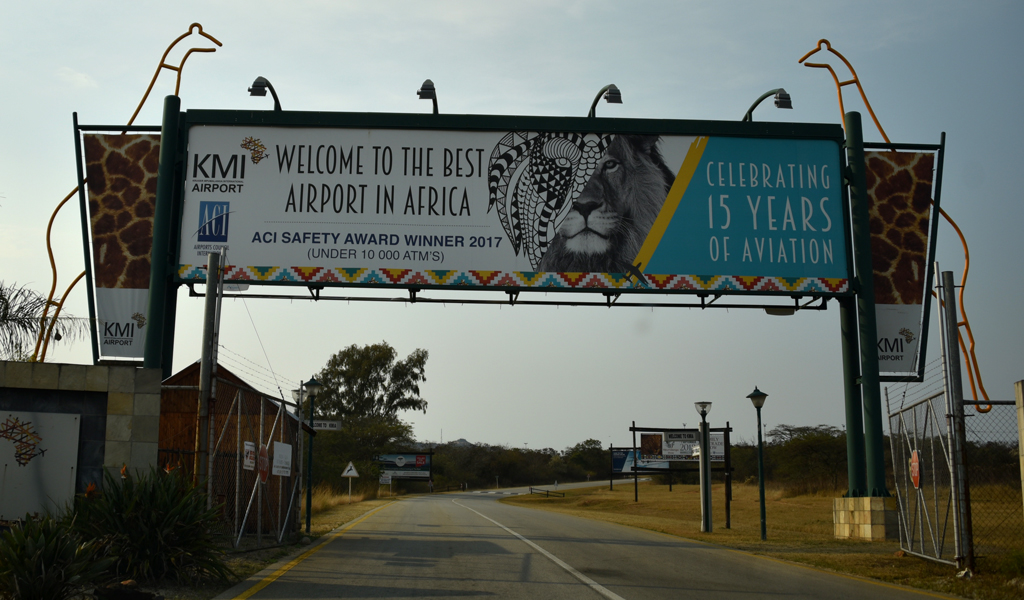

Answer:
[774,88,792,110]
[248,76,269,97]
[304,377,323,398]
[747,386,768,409]
[291,389,301,402]
[417,79,436,101]
[694,401,712,417]
[603,84,622,104]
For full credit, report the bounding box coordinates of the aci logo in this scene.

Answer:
[198,201,230,242]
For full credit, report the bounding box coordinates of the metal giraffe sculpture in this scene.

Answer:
[487,132,614,270]
[799,39,990,410]
[32,23,222,362]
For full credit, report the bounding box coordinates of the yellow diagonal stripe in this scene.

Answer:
[633,136,709,273]
[231,502,393,599]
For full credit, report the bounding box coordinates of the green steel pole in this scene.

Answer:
[306,390,314,535]
[757,406,766,540]
[845,111,887,497]
[144,95,181,371]
[700,416,712,532]
[840,295,867,497]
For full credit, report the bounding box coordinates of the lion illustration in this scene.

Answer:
[539,135,674,273]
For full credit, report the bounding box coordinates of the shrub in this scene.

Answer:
[0,514,114,600]
[72,467,232,583]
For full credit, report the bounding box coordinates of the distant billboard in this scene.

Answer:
[376,453,430,479]
[613,449,669,473]
[664,430,725,462]
[175,115,849,296]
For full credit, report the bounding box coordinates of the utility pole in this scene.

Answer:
[197,251,223,502]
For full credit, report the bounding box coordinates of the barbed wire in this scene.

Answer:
[218,343,299,390]
[215,350,298,400]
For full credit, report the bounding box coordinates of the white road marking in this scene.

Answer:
[453,499,626,600]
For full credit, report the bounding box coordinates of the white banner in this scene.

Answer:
[94,288,148,358]
[243,441,256,471]
[876,305,923,375]
[272,441,291,477]
[664,430,725,462]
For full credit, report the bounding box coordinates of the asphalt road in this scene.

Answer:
[218,483,950,599]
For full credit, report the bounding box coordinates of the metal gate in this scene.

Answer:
[159,364,304,549]
[887,390,958,564]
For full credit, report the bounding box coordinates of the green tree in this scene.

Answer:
[564,438,609,480]
[766,424,848,493]
[0,281,86,360]
[315,342,428,419]
[307,342,427,492]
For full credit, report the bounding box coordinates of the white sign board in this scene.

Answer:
[341,461,359,478]
[243,441,256,471]
[175,126,849,296]
[379,475,392,485]
[664,430,725,462]
[0,412,80,520]
[313,420,342,431]
[272,442,292,477]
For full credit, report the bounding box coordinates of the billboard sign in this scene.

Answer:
[667,431,725,462]
[81,133,161,360]
[175,116,849,297]
[376,453,430,479]
[865,150,938,380]
[613,450,669,473]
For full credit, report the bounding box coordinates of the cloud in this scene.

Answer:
[56,67,98,89]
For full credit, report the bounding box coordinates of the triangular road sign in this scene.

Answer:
[341,461,359,478]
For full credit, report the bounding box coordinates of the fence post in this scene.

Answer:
[1016,381,1024,523]
[940,270,974,570]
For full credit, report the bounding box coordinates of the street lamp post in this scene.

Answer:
[294,377,321,535]
[694,401,713,532]
[741,88,792,122]
[747,387,769,540]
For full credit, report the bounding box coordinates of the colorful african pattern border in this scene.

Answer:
[177,264,849,294]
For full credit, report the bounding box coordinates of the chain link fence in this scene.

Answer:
[962,401,1023,562]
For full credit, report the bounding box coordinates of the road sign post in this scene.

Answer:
[342,461,359,504]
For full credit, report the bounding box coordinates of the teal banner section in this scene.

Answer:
[647,137,848,280]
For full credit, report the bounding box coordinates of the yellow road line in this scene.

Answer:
[229,502,394,599]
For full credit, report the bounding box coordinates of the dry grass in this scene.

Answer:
[502,481,1024,600]
[305,482,367,515]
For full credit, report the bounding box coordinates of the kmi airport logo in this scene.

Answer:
[102,321,137,347]
[198,201,230,242]
[190,137,267,194]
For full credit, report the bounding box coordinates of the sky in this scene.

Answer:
[1,1,1022,452]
